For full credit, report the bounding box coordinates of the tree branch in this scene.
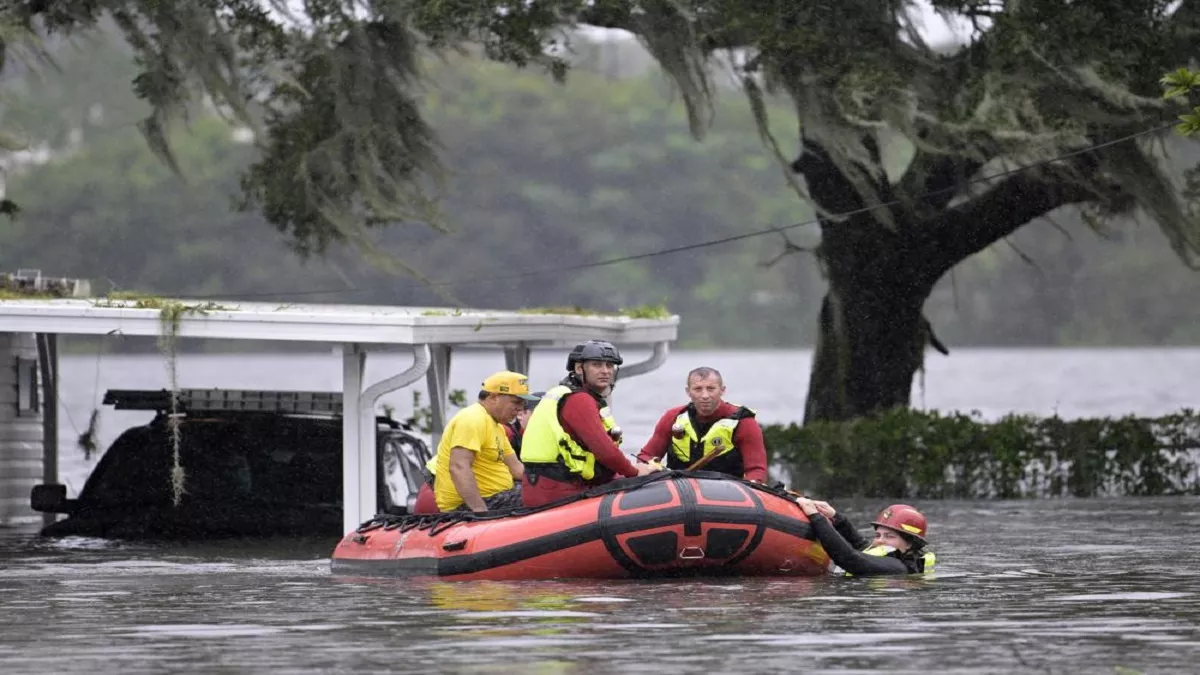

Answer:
[575,2,750,52]
[917,157,1116,273]
[1042,212,1074,241]
[894,40,999,211]
[900,146,989,212]
[921,315,950,355]
[792,137,882,217]
[575,3,635,32]
[1002,237,1046,279]
[759,231,812,267]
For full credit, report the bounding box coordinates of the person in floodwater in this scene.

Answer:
[635,366,768,482]
[794,498,937,576]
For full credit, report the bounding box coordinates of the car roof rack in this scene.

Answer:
[103,389,343,416]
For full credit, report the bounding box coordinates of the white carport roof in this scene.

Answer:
[1,297,678,532]
[0,298,679,345]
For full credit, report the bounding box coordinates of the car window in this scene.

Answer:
[80,426,172,506]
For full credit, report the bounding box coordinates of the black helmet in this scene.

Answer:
[565,340,624,371]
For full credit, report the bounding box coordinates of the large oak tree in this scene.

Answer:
[5,1,1200,422]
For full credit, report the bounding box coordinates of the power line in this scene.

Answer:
[189,120,1178,301]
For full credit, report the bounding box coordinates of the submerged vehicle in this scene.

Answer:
[30,388,432,540]
[331,472,831,580]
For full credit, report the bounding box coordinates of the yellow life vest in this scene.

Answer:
[668,404,754,467]
[520,385,620,481]
[837,545,937,576]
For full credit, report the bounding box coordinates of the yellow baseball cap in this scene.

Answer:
[481,371,540,401]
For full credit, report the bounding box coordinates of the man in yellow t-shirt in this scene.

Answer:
[434,371,539,512]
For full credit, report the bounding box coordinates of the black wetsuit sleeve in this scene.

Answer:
[809,514,910,577]
[832,513,870,551]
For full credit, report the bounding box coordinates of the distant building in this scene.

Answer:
[1,269,91,298]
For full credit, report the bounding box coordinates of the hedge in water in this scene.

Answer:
[764,408,1200,499]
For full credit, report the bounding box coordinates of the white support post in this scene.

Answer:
[341,343,366,534]
[425,344,453,452]
[360,344,431,512]
[503,342,531,376]
[36,333,57,528]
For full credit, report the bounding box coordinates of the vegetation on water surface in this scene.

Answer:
[766,408,1200,499]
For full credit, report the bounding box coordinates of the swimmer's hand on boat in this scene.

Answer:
[630,456,666,476]
[794,497,836,519]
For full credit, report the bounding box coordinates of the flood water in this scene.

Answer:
[3,496,1198,674]
[3,347,1199,673]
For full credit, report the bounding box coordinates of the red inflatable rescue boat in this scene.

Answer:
[331,472,831,580]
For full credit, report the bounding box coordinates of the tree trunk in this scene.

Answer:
[802,223,939,423]
[795,138,942,423]
[795,136,1115,424]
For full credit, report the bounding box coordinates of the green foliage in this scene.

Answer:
[400,53,815,345]
[0,3,448,252]
[515,303,672,319]
[0,110,359,300]
[1162,67,1200,137]
[238,20,444,257]
[0,30,151,149]
[766,408,1200,499]
[6,126,191,275]
[6,3,1199,425]
[0,40,816,346]
[3,36,1199,348]
[926,210,1200,346]
[405,389,469,435]
[10,2,1194,261]
[619,303,672,319]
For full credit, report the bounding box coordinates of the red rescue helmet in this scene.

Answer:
[871,504,928,546]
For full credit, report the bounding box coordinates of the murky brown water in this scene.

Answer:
[4,496,1198,674]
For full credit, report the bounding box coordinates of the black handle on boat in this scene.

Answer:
[628,453,667,472]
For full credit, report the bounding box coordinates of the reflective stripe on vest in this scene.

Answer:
[520,385,620,481]
[863,544,896,558]
[668,405,752,465]
[840,545,937,576]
